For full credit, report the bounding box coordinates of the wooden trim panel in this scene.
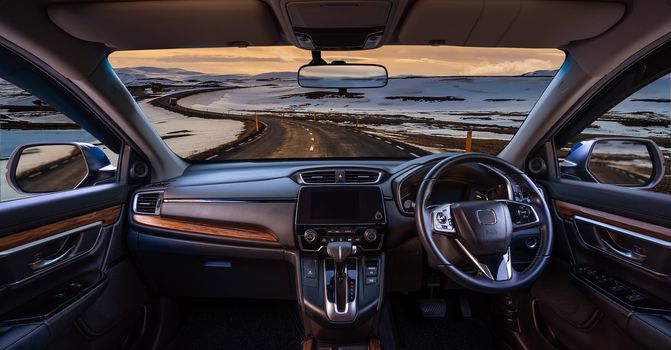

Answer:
[132,214,278,243]
[555,200,671,243]
[0,205,122,251]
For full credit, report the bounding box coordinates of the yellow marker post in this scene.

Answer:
[465,130,473,152]
[255,113,259,133]
[313,114,316,122]
[355,118,359,128]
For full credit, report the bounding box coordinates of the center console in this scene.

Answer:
[296,186,385,333]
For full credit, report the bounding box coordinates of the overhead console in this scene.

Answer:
[279,0,406,50]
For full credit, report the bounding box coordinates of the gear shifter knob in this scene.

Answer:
[326,241,356,262]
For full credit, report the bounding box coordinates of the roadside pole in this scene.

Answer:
[255,113,259,133]
[465,130,473,152]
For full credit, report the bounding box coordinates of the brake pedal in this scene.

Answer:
[419,299,446,318]
[459,294,472,318]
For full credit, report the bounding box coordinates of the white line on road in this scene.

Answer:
[410,153,420,158]
[375,137,381,140]
[396,145,405,150]
[311,138,315,141]
[225,147,234,151]
[309,145,314,151]
[384,141,392,144]
[206,154,219,161]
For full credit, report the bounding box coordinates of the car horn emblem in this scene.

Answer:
[476,209,497,225]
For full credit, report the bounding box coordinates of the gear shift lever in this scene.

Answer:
[326,242,357,311]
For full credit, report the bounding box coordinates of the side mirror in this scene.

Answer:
[6,142,116,194]
[560,138,665,189]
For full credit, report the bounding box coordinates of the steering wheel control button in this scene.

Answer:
[436,212,447,224]
[507,202,539,227]
[374,211,384,221]
[365,276,378,285]
[432,204,455,233]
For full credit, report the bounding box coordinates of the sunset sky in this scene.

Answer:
[109,46,565,76]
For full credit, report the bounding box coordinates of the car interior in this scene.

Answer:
[0,0,670,349]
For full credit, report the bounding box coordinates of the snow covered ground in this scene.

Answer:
[138,100,244,158]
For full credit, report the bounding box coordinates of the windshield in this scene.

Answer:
[109,46,565,161]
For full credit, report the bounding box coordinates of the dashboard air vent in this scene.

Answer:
[345,170,380,183]
[300,170,336,184]
[133,191,162,215]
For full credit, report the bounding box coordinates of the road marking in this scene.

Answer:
[206,154,219,160]
[309,132,313,135]
[396,145,405,150]
[311,137,315,141]
[309,145,314,151]
[384,141,392,144]
[410,152,420,158]
[375,137,381,140]
[28,171,42,178]
[225,147,234,151]
[49,164,59,170]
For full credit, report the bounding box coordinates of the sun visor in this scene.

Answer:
[48,0,280,50]
[398,0,625,48]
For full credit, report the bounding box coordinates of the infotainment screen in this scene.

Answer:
[296,186,385,225]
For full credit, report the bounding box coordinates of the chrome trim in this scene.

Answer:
[574,216,671,248]
[132,191,163,215]
[323,258,358,322]
[0,221,102,257]
[432,204,455,234]
[455,240,512,281]
[162,198,296,204]
[297,169,383,185]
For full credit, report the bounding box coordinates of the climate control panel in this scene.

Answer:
[297,225,385,251]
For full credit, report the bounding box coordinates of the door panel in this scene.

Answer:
[0,184,148,350]
[532,179,671,349]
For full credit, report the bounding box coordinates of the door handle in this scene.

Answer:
[599,233,647,263]
[29,245,75,270]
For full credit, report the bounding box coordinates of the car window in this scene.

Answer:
[557,73,670,194]
[0,78,119,202]
[109,46,565,161]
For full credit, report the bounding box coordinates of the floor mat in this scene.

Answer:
[165,299,305,350]
[389,294,496,350]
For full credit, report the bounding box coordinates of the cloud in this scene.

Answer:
[460,59,559,76]
[110,46,565,76]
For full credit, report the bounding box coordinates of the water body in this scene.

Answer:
[0,129,96,159]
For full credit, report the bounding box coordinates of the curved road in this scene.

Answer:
[216,116,427,160]
[155,89,429,160]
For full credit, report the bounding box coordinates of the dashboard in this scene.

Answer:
[125,154,537,300]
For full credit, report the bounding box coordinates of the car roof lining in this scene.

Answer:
[47,0,281,51]
[45,0,626,51]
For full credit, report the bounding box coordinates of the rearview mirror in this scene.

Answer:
[6,143,116,194]
[560,138,665,189]
[298,64,388,89]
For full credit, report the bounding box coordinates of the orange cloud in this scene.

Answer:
[109,46,565,76]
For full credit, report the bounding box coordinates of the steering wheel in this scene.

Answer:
[415,153,553,293]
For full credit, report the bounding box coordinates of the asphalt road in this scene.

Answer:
[152,89,430,160]
[213,116,427,160]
